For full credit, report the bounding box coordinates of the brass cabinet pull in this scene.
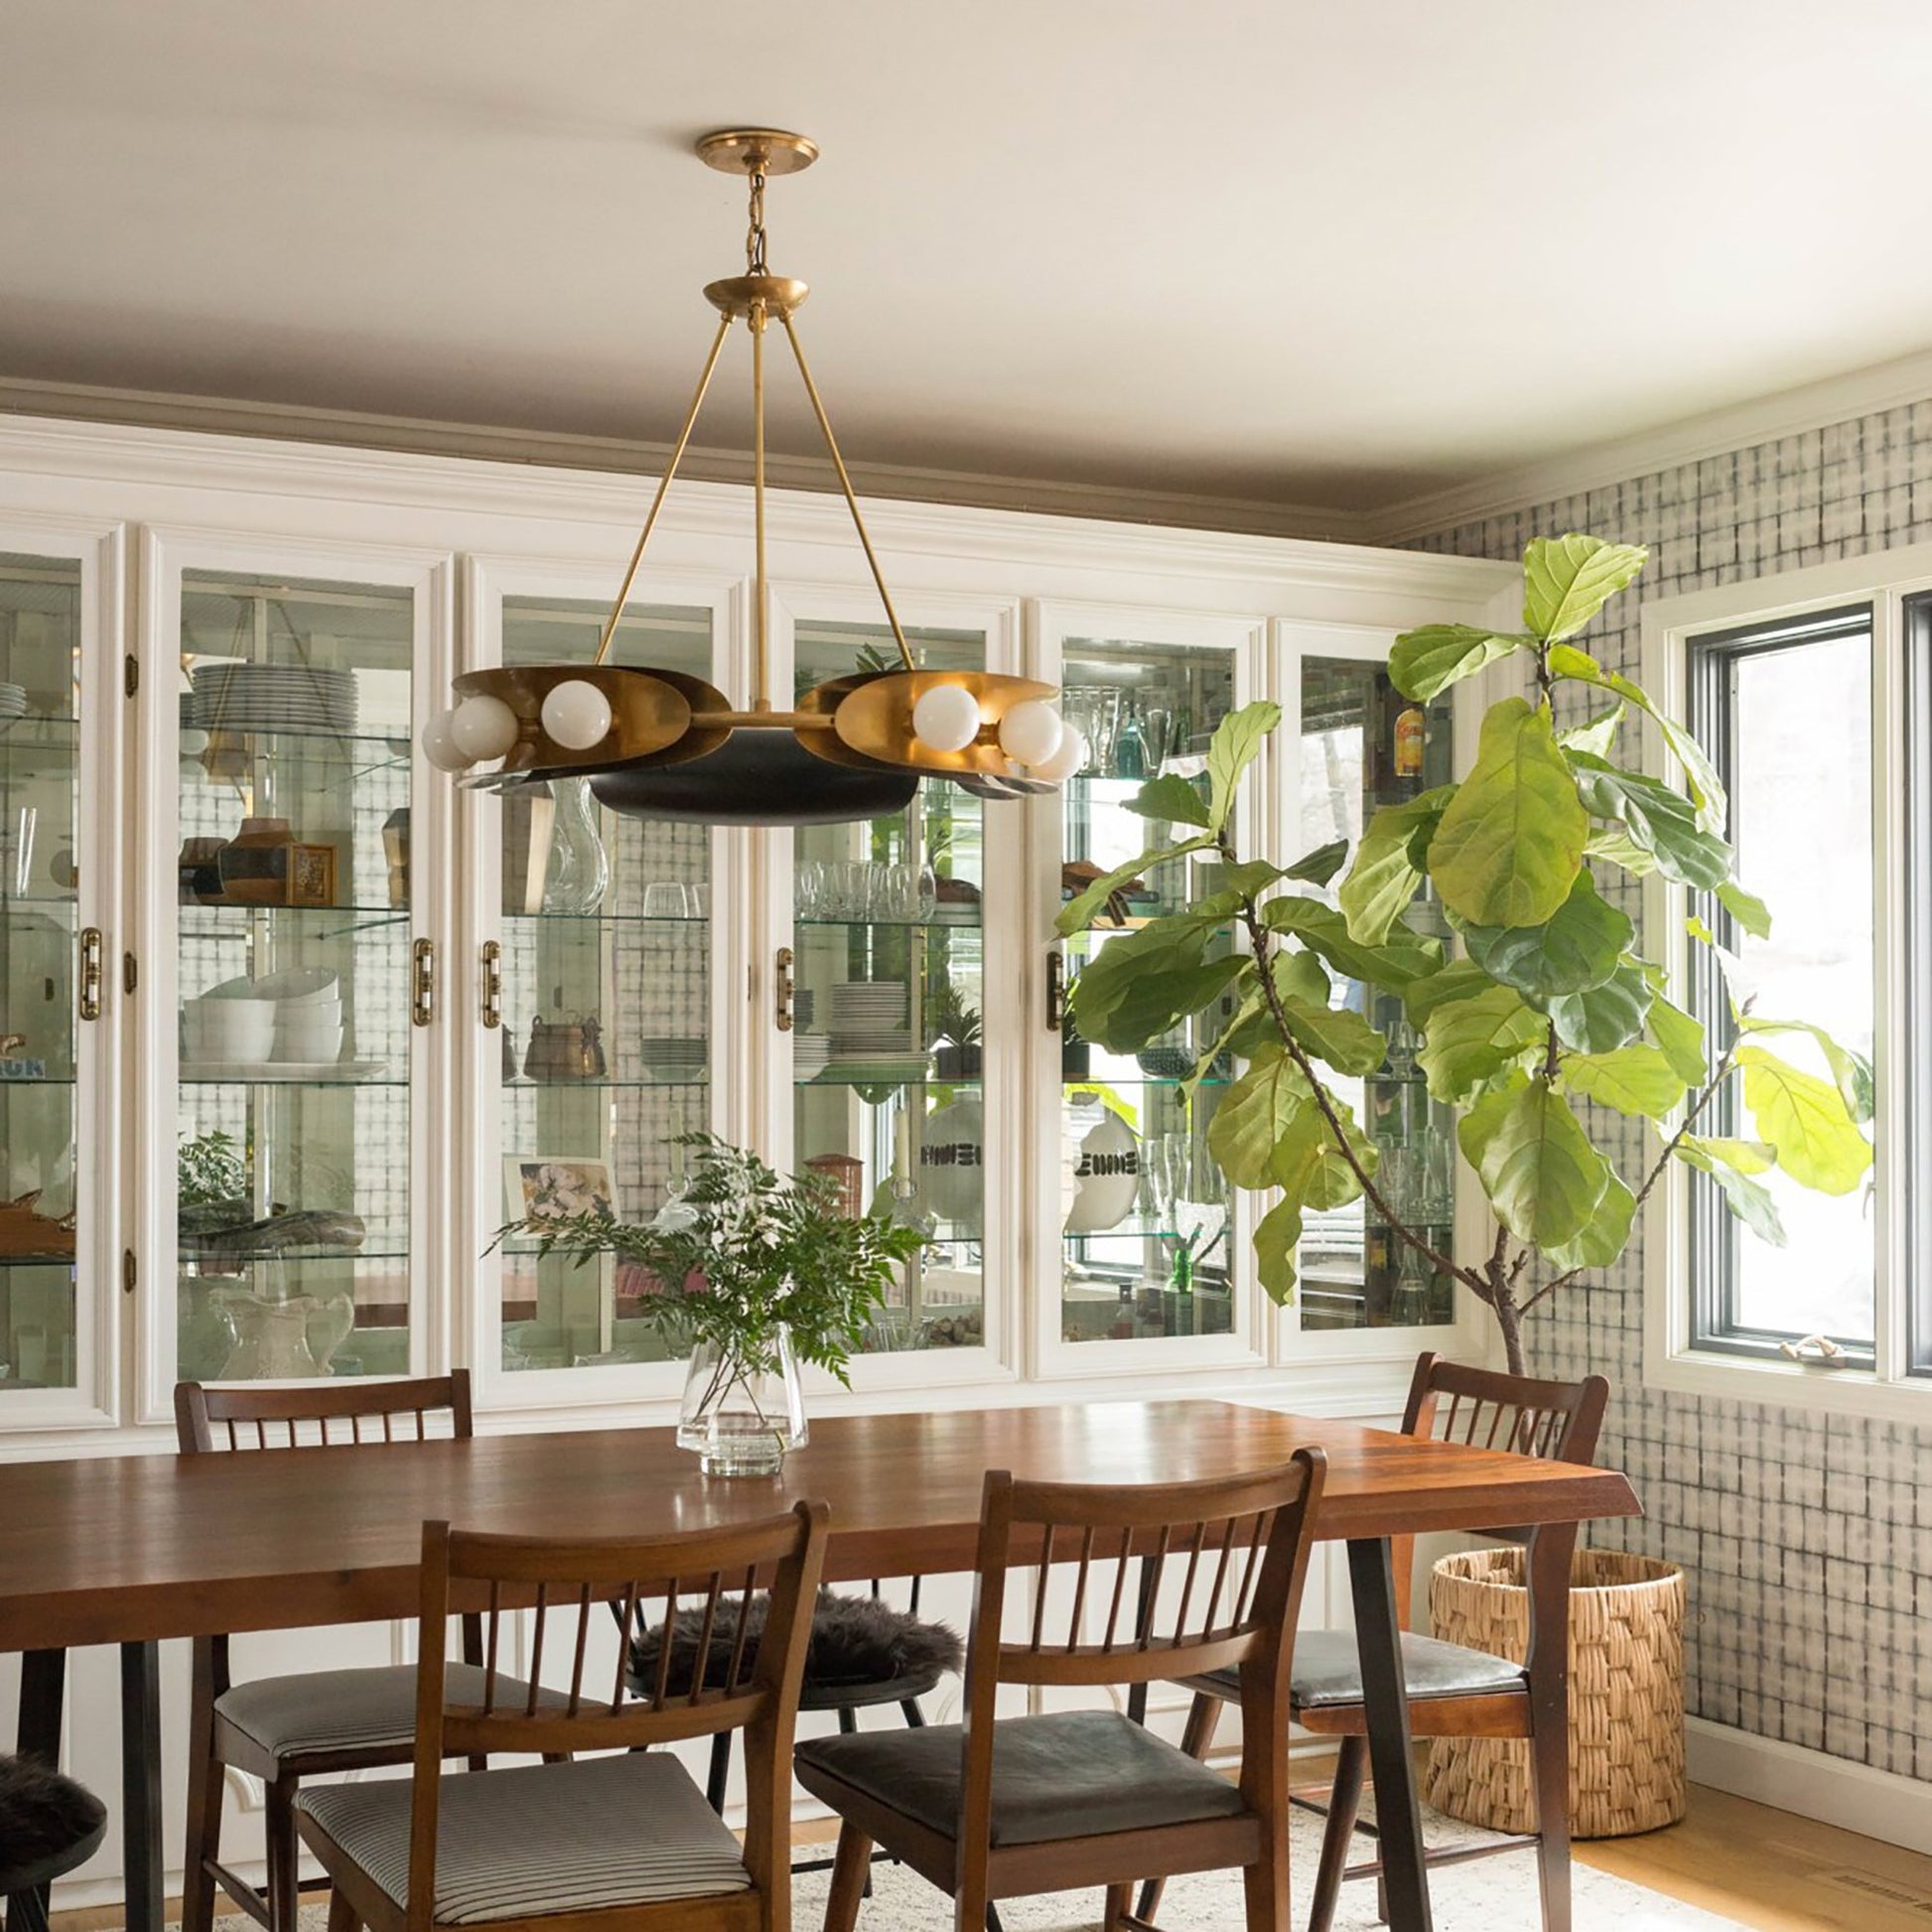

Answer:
[412,937,437,1028]
[481,941,503,1029]
[774,946,795,1033]
[1045,948,1064,1031]
[78,926,103,1022]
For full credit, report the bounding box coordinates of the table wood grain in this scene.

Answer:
[0,1400,1638,1650]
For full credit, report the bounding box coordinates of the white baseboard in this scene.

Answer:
[1686,1716,1932,1854]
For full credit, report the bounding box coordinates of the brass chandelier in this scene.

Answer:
[421,127,1081,824]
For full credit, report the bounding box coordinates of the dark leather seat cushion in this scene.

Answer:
[793,1708,1250,1849]
[1197,1629,1527,1711]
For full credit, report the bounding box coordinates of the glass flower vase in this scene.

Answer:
[676,1328,807,1475]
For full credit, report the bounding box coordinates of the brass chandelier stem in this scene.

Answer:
[752,290,771,708]
[593,310,735,666]
[779,312,917,673]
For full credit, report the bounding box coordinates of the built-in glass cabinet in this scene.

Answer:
[0,422,1507,1438]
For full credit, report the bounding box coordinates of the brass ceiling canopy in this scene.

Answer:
[421,128,1080,825]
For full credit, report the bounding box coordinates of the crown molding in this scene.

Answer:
[1360,344,1932,545]
[0,374,1369,545]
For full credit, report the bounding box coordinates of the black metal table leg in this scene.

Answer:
[119,1642,165,1932]
[8,1651,68,1932]
[1346,1537,1433,1932]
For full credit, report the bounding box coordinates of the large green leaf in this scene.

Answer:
[1206,1052,1312,1188]
[1462,868,1632,999]
[1283,839,1351,887]
[1338,787,1454,944]
[1676,1139,1786,1246]
[1559,703,1626,759]
[1562,1043,1687,1118]
[1428,697,1588,927]
[1688,1136,1775,1174]
[1565,753,1732,891]
[1264,897,1444,988]
[1645,994,1709,1085]
[1067,918,1243,1050]
[1717,881,1772,940]
[1206,701,1282,834]
[1388,623,1534,702]
[1546,959,1653,1053]
[1054,835,1213,934]
[1735,1045,1872,1194]
[1254,1195,1305,1304]
[1457,1079,1612,1248]
[1522,534,1648,640]
[1123,773,1212,828]
[1402,958,1495,1031]
[1547,646,1727,834]
[1584,825,1657,876]
[1419,984,1547,1103]
[1540,1172,1636,1273]
[1277,995,1387,1077]
[1269,1093,1372,1209]
[1735,1019,1874,1125]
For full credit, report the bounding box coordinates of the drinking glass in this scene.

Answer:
[641,881,689,919]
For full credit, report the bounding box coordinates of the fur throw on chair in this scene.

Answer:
[632,1587,964,1697]
[0,1754,107,1872]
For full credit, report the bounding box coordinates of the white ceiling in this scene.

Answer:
[5,0,1932,514]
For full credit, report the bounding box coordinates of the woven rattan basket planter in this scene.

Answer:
[1423,1547,1685,1839]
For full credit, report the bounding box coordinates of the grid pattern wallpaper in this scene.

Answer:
[1412,400,1932,1784]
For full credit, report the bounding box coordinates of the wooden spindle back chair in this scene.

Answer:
[174,1374,479,1932]
[298,1503,829,1932]
[797,1450,1326,1932]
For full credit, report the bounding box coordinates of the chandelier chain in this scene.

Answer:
[746,167,768,275]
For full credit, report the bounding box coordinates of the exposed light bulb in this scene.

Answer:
[1029,724,1087,783]
[540,679,614,752]
[910,682,983,755]
[422,708,475,772]
[450,693,521,761]
[998,699,1064,768]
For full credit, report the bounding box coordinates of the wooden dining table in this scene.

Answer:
[0,1399,1637,1932]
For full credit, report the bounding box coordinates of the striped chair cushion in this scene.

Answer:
[217,1665,550,1761]
[296,1753,751,1924]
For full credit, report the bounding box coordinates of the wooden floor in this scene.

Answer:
[45,1783,1932,1932]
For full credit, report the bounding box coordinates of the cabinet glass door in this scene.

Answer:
[790,621,988,1358]
[1056,636,1240,1346]
[490,595,716,1374]
[173,570,418,1380]
[1295,653,1457,1330]
[0,551,91,1404]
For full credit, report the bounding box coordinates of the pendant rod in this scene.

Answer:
[779,312,917,673]
[592,311,736,666]
[752,300,771,708]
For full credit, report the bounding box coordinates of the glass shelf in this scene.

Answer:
[181,724,409,752]
[502,1076,711,1092]
[182,901,408,922]
[0,1252,75,1269]
[504,910,712,928]
[179,1073,406,1088]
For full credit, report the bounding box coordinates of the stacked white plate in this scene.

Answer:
[792,1034,832,1077]
[192,663,358,735]
[0,683,26,722]
[828,981,914,1055]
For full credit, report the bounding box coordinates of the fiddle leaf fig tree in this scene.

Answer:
[1056,533,1873,1374]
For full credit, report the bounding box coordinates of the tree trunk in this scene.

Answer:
[1489,1276,1527,1377]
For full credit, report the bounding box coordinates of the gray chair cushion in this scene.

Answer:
[296,1752,749,1925]
[217,1665,546,1761]
[1197,1629,1527,1712]
[793,1707,1250,1849]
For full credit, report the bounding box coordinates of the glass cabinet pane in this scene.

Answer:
[792,622,985,1356]
[1298,656,1455,1329]
[174,571,414,1379]
[1058,638,1237,1344]
[493,597,714,1373]
[0,553,82,1395]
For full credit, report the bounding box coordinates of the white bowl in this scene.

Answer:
[274,1016,345,1062]
[184,997,276,1063]
[253,967,341,1006]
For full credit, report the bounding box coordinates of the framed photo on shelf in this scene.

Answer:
[503,1156,619,1227]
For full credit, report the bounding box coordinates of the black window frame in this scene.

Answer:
[1685,603,1877,1368]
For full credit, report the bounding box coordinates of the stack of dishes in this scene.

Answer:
[0,683,27,725]
[181,968,381,1078]
[641,1037,707,1083]
[792,1034,832,1078]
[191,663,358,736]
[826,981,924,1082]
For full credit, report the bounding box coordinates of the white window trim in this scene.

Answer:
[1641,542,1932,1422]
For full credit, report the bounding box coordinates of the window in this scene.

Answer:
[1686,607,1876,1366]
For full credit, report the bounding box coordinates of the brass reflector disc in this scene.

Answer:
[818,669,1059,775]
[450,665,730,777]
